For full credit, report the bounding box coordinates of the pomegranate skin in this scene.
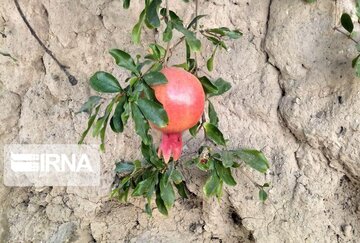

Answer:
[152,67,205,133]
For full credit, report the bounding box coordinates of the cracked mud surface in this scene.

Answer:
[1,0,360,242]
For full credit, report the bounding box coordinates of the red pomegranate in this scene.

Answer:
[151,67,205,163]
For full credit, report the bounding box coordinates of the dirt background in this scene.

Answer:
[1,0,360,242]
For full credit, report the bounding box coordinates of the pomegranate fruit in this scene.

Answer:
[151,67,205,163]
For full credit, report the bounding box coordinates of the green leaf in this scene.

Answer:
[142,82,156,100]
[215,161,236,186]
[208,101,219,126]
[121,101,131,127]
[341,13,354,33]
[207,53,215,72]
[115,162,135,174]
[187,14,207,29]
[259,189,268,202]
[304,0,316,2]
[141,142,165,169]
[123,0,130,9]
[156,187,168,215]
[131,102,151,145]
[132,177,153,196]
[131,160,143,176]
[145,203,152,217]
[143,71,168,86]
[262,183,270,188]
[174,23,201,52]
[163,21,173,42]
[356,57,360,78]
[109,49,140,75]
[215,180,223,199]
[76,96,102,115]
[207,27,242,39]
[203,171,220,197]
[132,9,146,44]
[162,162,174,185]
[110,96,127,133]
[146,0,162,28]
[92,117,105,137]
[211,78,231,97]
[136,98,168,128]
[171,169,184,184]
[204,122,226,146]
[141,142,152,161]
[233,149,270,173]
[99,101,115,151]
[174,182,188,199]
[198,76,218,94]
[160,174,176,209]
[221,151,234,168]
[90,72,122,93]
[78,105,101,144]
[357,0,360,19]
[189,121,200,137]
[352,55,360,68]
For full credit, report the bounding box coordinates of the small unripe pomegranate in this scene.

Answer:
[151,67,205,163]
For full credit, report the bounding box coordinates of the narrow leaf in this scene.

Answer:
[171,169,184,184]
[132,9,146,44]
[78,105,101,144]
[221,151,234,168]
[137,98,168,128]
[160,174,176,209]
[145,203,152,217]
[204,122,226,146]
[90,72,122,93]
[209,78,232,97]
[146,0,162,28]
[175,182,188,199]
[259,189,268,202]
[115,162,135,174]
[187,14,207,29]
[110,96,127,133]
[203,171,220,197]
[131,102,151,145]
[174,23,201,52]
[341,13,354,33]
[208,101,219,126]
[143,71,168,86]
[189,121,200,137]
[198,76,218,94]
[76,96,102,115]
[123,0,130,9]
[109,49,139,75]
[163,21,173,42]
[156,187,168,215]
[233,149,270,173]
[215,161,236,186]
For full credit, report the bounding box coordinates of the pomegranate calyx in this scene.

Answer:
[157,133,183,163]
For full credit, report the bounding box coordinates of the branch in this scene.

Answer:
[333,26,358,44]
[194,0,199,75]
[163,0,171,66]
[14,0,78,85]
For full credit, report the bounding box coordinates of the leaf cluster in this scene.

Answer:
[339,2,360,77]
[76,0,271,216]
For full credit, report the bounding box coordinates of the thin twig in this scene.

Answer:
[163,0,171,66]
[167,36,185,58]
[14,0,78,85]
[333,26,358,44]
[238,168,262,188]
[194,0,199,75]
